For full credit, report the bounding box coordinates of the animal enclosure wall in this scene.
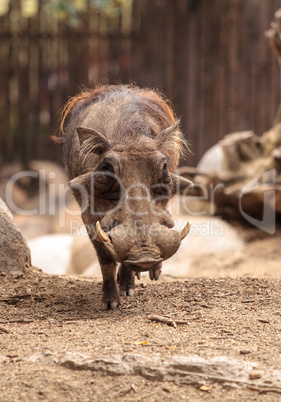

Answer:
[131,0,281,166]
[0,0,280,167]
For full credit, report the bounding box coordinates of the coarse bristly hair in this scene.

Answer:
[59,84,189,170]
[158,119,189,158]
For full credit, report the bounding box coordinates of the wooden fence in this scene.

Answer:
[0,0,280,167]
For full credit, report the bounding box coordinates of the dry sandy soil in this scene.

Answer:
[1,230,281,401]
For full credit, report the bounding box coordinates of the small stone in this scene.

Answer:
[249,371,262,380]
[200,385,212,392]
[10,271,24,279]
[240,350,251,355]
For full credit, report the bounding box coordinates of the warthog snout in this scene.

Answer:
[96,219,191,270]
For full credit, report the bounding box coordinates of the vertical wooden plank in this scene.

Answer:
[17,1,31,166]
[190,0,202,164]
[29,1,40,159]
[271,0,281,127]
[0,0,12,161]
[218,1,230,144]
[256,0,271,134]
[88,8,99,87]
[99,13,109,84]
[130,0,146,85]
[107,12,120,82]
[198,0,218,161]
[120,0,133,82]
[165,0,175,97]
[225,0,237,131]
[181,0,201,166]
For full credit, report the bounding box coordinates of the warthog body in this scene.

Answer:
[61,85,192,309]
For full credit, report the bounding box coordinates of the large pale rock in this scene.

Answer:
[56,352,281,390]
[27,234,72,275]
[0,198,31,273]
[66,233,98,275]
[3,350,281,390]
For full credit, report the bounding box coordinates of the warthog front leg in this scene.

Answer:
[93,239,120,310]
[118,264,135,296]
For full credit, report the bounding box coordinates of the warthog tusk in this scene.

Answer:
[181,221,191,240]
[96,221,111,243]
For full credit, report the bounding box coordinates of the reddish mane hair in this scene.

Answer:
[59,85,176,135]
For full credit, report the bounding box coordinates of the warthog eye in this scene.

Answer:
[163,163,169,181]
[94,160,121,200]
[100,161,114,173]
[152,162,171,198]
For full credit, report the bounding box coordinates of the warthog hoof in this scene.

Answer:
[120,288,134,297]
[149,262,162,281]
[118,264,135,297]
[102,279,120,310]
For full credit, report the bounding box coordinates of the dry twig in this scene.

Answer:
[148,315,177,328]
[0,326,10,334]
[148,315,196,327]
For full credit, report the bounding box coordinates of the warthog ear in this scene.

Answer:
[77,127,110,156]
[170,173,193,195]
[156,120,187,156]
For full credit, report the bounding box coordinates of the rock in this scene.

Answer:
[164,215,244,277]
[56,352,281,390]
[10,271,24,279]
[5,350,281,390]
[197,144,224,174]
[0,198,31,273]
[0,197,13,220]
[27,234,73,275]
[66,232,98,275]
[193,125,281,225]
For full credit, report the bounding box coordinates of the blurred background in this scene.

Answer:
[0,0,280,167]
[1,0,281,277]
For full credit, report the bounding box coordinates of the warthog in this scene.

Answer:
[60,85,192,309]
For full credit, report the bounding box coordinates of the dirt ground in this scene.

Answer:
[1,230,281,401]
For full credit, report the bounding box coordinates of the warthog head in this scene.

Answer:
[69,123,192,272]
